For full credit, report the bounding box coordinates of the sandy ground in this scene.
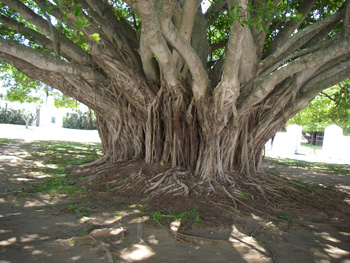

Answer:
[1,124,350,263]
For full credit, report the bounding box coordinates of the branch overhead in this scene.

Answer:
[0,0,348,122]
[0,39,106,81]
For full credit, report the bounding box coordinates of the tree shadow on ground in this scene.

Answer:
[1,139,349,262]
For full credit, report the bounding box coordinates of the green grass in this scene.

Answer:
[278,214,292,220]
[150,208,201,229]
[24,140,103,168]
[120,201,201,230]
[265,157,350,175]
[67,204,91,217]
[2,139,102,195]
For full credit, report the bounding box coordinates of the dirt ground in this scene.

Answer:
[1,141,350,263]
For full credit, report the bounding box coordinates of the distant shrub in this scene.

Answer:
[0,106,35,126]
[63,110,97,130]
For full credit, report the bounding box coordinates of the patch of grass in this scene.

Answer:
[23,140,103,168]
[29,177,77,193]
[121,202,150,212]
[77,231,89,237]
[279,214,292,220]
[289,179,319,191]
[265,157,350,175]
[106,185,116,191]
[241,191,252,200]
[5,140,103,195]
[150,208,201,230]
[67,204,91,217]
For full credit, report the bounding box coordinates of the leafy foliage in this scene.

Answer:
[288,81,350,134]
[0,63,43,104]
[63,110,97,130]
[0,105,35,126]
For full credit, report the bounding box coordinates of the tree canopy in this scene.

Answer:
[0,0,349,200]
[288,80,350,134]
[1,62,79,108]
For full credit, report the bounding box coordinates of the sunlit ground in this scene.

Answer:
[0,124,101,143]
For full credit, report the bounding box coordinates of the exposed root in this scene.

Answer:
[145,169,191,197]
[152,214,229,244]
[152,215,276,262]
[78,161,347,217]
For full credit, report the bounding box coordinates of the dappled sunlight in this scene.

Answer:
[0,230,12,234]
[119,243,156,262]
[324,244,349,259]
[147,234,160,245]
[0,237,17,246]
[229,225,270,261]
[23,199,56,208]
[20,234,50,243]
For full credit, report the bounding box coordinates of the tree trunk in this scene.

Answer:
[92,82,281,181]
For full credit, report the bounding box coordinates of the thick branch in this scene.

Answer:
[261,10,343,72]
[2,0,93,65]
[344,0,350,38]
[297,65,350,110]
[124,0,181,92]
[159,0,209,99]
[210,39,227,53]
[171,0,201,70]
[79,0,141,67]
[179,0,201,42]
[218,20,244,89]
[0,15,55,51]
[240,37,350,109]
[0,39,106,81]
[261,35,338,77]
[139,31,159,82]
[300,59,350,95]
[204,0,227,22]
[264,0,317,58]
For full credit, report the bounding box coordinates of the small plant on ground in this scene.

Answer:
[150,208,201,230]
[279,214,292,220]
[67,204,90,217]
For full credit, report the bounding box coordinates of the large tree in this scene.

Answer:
[0,0,349,198]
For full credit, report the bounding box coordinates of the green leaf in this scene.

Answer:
[89,33,100,43]
[74,8,82,17]
[294,13,303,20]
[75,21,84,28]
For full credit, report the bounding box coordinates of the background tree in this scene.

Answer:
[288,80,350,137]
[1,63,79,108]
[0,0,349,200]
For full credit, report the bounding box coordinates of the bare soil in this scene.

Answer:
[1,142,350,263]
